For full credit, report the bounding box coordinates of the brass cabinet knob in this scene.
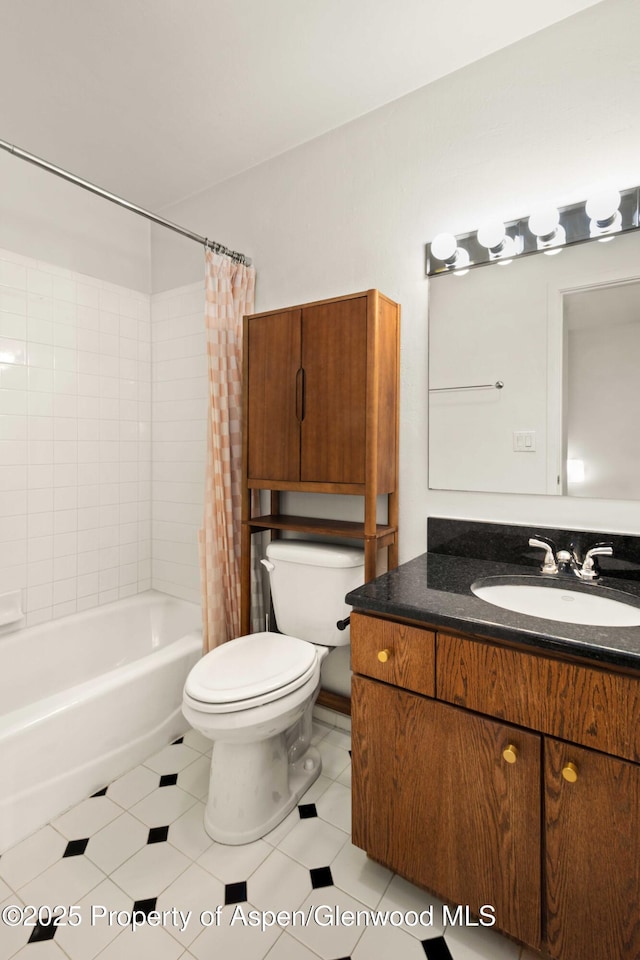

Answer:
[503,744,518,764]
[377,648,391,663]
[562,761,578,783]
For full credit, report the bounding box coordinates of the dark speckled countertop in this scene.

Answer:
[346,551,640,672]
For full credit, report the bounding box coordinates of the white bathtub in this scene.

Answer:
[0,591,202,852]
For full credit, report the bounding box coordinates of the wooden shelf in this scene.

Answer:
[244,514,396,546]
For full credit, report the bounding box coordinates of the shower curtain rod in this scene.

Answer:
[0,137,251,266]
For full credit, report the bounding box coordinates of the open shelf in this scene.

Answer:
[244,514,396,547]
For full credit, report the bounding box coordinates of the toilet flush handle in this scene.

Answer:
[260,559,275,572]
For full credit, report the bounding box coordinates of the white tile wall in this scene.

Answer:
[151,281,207,603]
[0,247,151,626]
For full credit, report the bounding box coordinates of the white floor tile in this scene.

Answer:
[94,923,184,960]
[285,887,369,959]
[310,720,333,745]
[0,895,30,960]
[17,856,106,911]
[167,803,213,861]
[10,942,69,960]
[337,763,351,788]
[315,780,352,833]
[276,816,348,870]
[54,878,131,960]
[85,812,149,874]
[316,739,351,780]
[52,796,122,840]
[188,902,281,960]
[377,874,446,939]
[352,922,431,959]
[109,842,191,900]
[177,756,210,800]
[298,773,332,804]
[263,930,320,960]
[107,764,160,809]
[444,921,522,960]
[248,848,312,913]
[144,743,201,775]
[323,727,351,751]
[197,837,271,884]
[330,841,393,908]
[129,785,198,827]
[0,825,67,890]
[0,876,10,900]
[156,863,224,947]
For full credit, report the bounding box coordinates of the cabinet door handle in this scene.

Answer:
[377,648,392,663]
[295,368,306,422]
[562,761,578,783]
[502,744,518,764]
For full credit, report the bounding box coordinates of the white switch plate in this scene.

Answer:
[513,430,536,452]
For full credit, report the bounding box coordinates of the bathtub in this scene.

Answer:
[0,591,202,852]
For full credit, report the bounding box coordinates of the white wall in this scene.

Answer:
[0,153,150,293]
[151,0,640,560]
[150,282,207,602]
[0,246,151,627]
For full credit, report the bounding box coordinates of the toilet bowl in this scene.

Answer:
[182,540,364,845]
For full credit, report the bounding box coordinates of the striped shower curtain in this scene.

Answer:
[198,250,264,652]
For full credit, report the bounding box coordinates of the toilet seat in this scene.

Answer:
[184,632,319,714]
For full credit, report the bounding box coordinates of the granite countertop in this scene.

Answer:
[346,552,640,671]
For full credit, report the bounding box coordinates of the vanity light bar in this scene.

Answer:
[425,186,640,277]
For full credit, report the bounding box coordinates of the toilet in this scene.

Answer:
[182,540,364,845]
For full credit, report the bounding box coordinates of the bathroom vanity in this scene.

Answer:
[347,519,640,960]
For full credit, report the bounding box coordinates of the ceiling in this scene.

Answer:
[0,0,604,211]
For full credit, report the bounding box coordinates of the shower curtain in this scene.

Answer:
[199,250,264,652]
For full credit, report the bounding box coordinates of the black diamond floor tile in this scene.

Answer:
[91,786,108,797]
[298,803,318,819]
[63,837,89,857]
[422,935,454,959]
[133,897,158,920]
[28,920,57,943]
[172,737,184,744]
[159,773,178,787]
[147,825,170,844]
[310,866,333,889]
[224,881,247,905]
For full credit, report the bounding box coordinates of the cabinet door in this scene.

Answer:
[352,676,541,948]
[300,297,367,483]
[247,310,301,481]
[545,739,640,960]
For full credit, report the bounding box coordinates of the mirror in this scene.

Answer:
[428,228,640,499]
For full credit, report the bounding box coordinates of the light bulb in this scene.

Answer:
[431,233,458,262]
[528,206,560,238]
[585,188,620,224]
[477,221,506,250]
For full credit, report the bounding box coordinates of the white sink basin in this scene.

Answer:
[471,580,640,627]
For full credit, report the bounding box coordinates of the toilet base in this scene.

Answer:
[203,735,322,845]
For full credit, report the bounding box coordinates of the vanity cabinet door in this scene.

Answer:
[544,739,640,960]
[352,676,542,949]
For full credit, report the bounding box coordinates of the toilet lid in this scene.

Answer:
[185,632,317,704]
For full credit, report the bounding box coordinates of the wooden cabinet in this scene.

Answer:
[241,291,400,642]
[351,611,640,957]
[352,676,541,948]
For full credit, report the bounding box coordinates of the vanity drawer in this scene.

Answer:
[437,632,640,763]
[351,613,435,697]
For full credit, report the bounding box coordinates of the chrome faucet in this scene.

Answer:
[529,536,558,574]
[578,543,614,580]
[529,535,613,580]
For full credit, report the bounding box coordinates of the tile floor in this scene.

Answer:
[0,721,541,960]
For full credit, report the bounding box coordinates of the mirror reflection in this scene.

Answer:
[428,229,640,500]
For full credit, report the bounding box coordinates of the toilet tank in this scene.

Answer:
[264,540,364,647]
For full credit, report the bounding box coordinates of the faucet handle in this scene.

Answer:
[529,536,558,574]
[581,542,613,579]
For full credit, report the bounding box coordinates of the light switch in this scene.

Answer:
[513,430,536,452]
